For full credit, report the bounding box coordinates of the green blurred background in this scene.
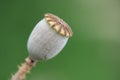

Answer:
[0,0,120,80]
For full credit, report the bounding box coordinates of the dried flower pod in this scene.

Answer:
[27,13,73,61]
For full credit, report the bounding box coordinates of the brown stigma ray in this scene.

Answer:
[44,13,73,37]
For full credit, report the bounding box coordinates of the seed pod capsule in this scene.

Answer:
[27,13,73,61]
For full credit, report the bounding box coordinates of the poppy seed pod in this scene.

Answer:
[27,13,73,61]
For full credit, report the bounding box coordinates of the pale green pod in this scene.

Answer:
[27,13,73,61]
